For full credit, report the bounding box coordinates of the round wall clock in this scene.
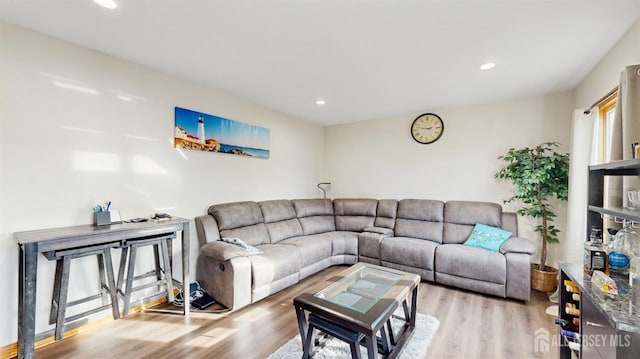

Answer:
[410,113,444,144]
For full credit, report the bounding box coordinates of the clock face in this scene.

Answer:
[411,113,444,144]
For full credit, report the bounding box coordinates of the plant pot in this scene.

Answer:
[531,263,558,292]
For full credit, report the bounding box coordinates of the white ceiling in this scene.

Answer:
[1,0,639,126]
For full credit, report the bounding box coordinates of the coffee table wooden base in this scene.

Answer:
[294,287,418,359]
[294,283,418,359]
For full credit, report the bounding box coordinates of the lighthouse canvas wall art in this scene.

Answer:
[174,107,270,159]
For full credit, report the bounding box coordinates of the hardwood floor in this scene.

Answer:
[28,266,559,359]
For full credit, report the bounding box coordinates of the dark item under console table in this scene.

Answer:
[15,218,191,359]
[559,262,640,358]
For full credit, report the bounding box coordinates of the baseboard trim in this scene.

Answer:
[0,296,167,359]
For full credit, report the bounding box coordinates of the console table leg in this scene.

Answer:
[18,242,38,359]
[103,249,120,319]
[181,223,190,315]
[160,238,174,302]
[54,257,71,341]
[97,253,108,304]
[48,259,63,325]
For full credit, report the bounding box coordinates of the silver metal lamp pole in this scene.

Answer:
[317,182,331,199]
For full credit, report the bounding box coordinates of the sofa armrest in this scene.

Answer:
[363,226,393,236]
[505,252,532,301]
[197,253,252,310]
[195,215,221,248]
[199,241,251,261]
[500,237,536,255]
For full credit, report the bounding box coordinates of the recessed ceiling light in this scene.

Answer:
[480,62,496,70]
[316,100,326,105]
[93,0,117,9]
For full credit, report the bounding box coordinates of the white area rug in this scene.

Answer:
[268,312,439,359]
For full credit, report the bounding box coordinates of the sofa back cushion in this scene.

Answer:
[394,199,444,243]
[259,199,303,243]
[292,198,336,235]
[208,201,270,246]
[333,198,377,231]
[443,201,503,244]
[375,199,398,229]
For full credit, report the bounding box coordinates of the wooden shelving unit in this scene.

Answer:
[559,159,640,358]
[587,159,640,234]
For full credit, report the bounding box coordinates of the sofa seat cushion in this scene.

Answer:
[219,223,270,247]
[436,244,506,284]
[327,231,359,256]
[280,236,333,268]
[221,237,263,255]
[250,244,301,289]
[284,231,358,259]
[380,237,438,271]
[265,219,304,243]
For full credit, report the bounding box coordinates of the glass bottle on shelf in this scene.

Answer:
[607,228,618,250]
[631,253,640,312]
[590,226,603,244]
[585,226,607,273]
[609,221,638,274]
[628,225,640,312]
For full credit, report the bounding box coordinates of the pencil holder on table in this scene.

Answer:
[94,212,111,226]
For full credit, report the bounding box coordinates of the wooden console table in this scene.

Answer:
[15,218,191,359]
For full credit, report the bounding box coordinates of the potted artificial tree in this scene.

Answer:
[495,142,570,292]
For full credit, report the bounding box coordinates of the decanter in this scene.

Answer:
[628,224,640,311]
[609,221,638,274]
[631,253,640,311]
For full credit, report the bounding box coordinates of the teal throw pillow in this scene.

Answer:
[464,223,512,252]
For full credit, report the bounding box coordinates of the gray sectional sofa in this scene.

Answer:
[194,198,536,311]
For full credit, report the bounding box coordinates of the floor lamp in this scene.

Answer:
[317,182,331,199]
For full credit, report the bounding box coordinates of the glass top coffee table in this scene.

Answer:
[293,263,420,359]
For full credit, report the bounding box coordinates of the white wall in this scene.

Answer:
[0,23,324,346]
[562,19,640,264]
[324,91,574,266]
[575,19,640,109]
